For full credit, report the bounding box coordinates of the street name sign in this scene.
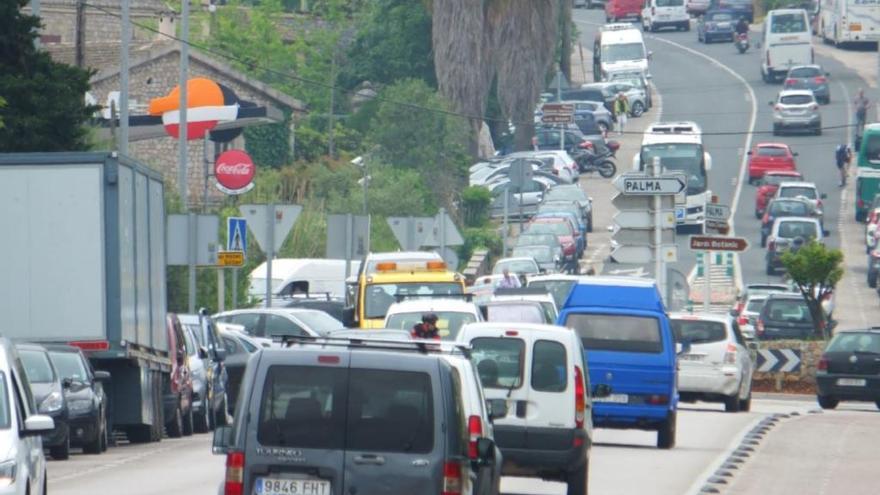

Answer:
[689,235,749,252]
[541,103,575,115]
[614,174,687,195]
[541,114,575,124]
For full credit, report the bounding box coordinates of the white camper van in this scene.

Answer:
[248,258,361,302]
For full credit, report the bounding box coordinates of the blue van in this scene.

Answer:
[557,277,681,449]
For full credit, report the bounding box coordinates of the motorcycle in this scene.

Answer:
[572,145,617,178]
[735,33,749,54]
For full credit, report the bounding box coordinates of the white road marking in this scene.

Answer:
[682,416,766,495]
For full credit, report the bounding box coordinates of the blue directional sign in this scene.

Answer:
[227,217,247,254]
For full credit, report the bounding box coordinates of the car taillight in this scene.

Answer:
[442,462,463,495]
[224,451,245,495]
[814,76,826,84]
[784,78,796,86]
[467,415,481,460]
[756,318,765,336]
[724,343,737,365]
[646,394,669,405]
[737,315,748,326]
[817,356,829,373]
[574,366,586,430]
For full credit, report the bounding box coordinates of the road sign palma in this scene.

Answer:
[614,174,687,195]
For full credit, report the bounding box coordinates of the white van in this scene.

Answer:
[642,0,690,33]
[593,24,651,82]
[457,322,594,494]
[761,9,813,83]
[248,258,361,301]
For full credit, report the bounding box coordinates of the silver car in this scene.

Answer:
[605,71,653,109]
[670,313,754,413]
[580,81,649,117]
[771,90,822,135]
[736,295,767,340]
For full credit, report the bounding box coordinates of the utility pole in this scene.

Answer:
[75,0,86,68]
[119,0,130,155]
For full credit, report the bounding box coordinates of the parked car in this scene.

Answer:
[217,327,261,416]
[213,308,345,346]
[515,233,569,272]
[523,217,583,260]
[179,311,229,433]
[272,293,347,322]
[383,298,483,340]
[17,344,69,460]
[772,90,822,136]
[754,170,804,218]
[606,70,653,109]
[735,295,767,339]
[697,10,737,43]
[537,201,589,237]
[534,126,594,155]
[774,181,827,223]
[44,345,110,453]
[542,185,595,232]
[747,143,798,184]
[580,81,648,116]
[686,0,711,15]
[783,65,830,104]
[492,257,541,279]
[570,100,615,133]
[765,216,828,275]
[670,313,754,412]
[479,298,555,324]
[733,283,791,315]
[491,287,559,323]
[711,0,754,22]
[211,337,503,495]
[760,198,817,247]
[0,337,54,495]
[457,322,593,494]
[511,245,563,274]
[815,329,880,410]
[487,179,549,219]
[756,293,822,340]
[163,314,194,438]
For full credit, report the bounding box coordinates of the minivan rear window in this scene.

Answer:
[258,366,347,449]
[565,314,663,353]
[532,340,567,392]
[471,338,525,389]
[671,320,727,345]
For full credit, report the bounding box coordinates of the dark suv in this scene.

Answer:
[815,329,880,410]
[756,293,819,340]
[212,337,503,495]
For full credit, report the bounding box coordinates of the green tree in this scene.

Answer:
[780,241,844,339]
[0,96,5,129]
[0,1,98,151]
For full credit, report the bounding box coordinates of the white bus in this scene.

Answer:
[761,9,814,83]
[820,0,880,45]
[632,122,713,232]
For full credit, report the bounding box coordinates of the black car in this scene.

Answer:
[45,345,110,454]
[816,329,880,410]
[18,343,70,459]
[755,293,820,340]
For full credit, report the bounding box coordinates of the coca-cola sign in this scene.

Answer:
[214,149,255,195]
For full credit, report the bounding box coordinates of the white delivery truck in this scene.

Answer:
[248,258,361,302]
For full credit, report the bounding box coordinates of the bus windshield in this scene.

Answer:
[640,143,707,194]
[601,43,646,63]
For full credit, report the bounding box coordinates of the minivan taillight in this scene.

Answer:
[224,451,245,495]
[574,366,586,429]
[442,461,463,495]
[467,415,482,460]
[724,343,737,365]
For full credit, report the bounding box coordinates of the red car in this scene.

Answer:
[165,313,194,438]
[747,143,798,184]
[754,170,803,218]
[605,0,642,22]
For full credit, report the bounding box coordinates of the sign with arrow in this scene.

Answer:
[613,210,676,229]
[614,173,687,196]
[689,235,749,252]
[756,349,801,373]
[610,245,678,264]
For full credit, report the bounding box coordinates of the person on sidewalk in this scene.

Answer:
[836,143,852,187]
[854,88,870,134]
[613,92,630,136]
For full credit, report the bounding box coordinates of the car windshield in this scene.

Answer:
[528,279,576,308]
[780,94,813,105]
[384,311,477,340]
[20,349,56,383]
[745,297,767,313]
[601,42,646,63]
[564,313,663,353]
[777,220,818,238]
[764,299,812,323]
[0,374,9,429]
[485,303,547,324]
[757,146,789,157]
[471,337,525,388]
[769,201,810,216]
[516,234,559,248]
[493,260,539,275]
[779,186,817,199]
[48,352,89,382]
[671,319,727,345]
[364,282,463,320]
[292,311,344,335]
[764,173,800,186]
[826,333,880,353]
[526,222,570,236]
[707,12,733,21]
[789,67,820,78]
[770,13,807,33]
[512,245,554,263]
[546,187,586,202]
[640,143,706,194]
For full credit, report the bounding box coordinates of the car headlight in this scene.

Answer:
[68,399,92,414]
[0,460,16,487]
[39,391,63,414]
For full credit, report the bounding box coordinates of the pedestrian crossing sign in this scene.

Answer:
[227,217,247,255]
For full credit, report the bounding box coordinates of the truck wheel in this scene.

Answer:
[565,459,589,495]
[50,434,70,460]
[193,405,210,434]
[657,412,676,449]
[166,405,184,438]
[182,406,194,436]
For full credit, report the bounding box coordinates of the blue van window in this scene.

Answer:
[565,314,663,353]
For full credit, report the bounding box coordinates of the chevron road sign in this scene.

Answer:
[756,349,802,373]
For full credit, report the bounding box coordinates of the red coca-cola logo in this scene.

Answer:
[214,150,255,194]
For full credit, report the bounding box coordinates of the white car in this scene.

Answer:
[642,0,690,32]
[526,274,581,309]
[492,257,541,278]
[0,338,54,495]
[669,313,754,412]
[491,287,559,323]
[383,298,483,340]
[735,295,767,340]
[774,181,826,220]
[504,150,580,181]
[213,308,345,347]
[771,90,822,136]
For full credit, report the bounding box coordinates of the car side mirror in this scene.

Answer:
[62,377,73,389]
[23,415,55,436]
[476,437,496,464]
[820,193,828,199]
[93,370,111,382]
[676,341,692,356]
[198,346,209,360]
[212,425,233,455]
[593,383,612,399]
[214,348,227,362]
[487,399,509,421]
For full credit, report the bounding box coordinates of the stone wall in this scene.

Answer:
[26,0,164,46]
[751,340,826,392]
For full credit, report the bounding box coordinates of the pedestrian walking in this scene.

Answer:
[854,88,870,133]
[613,92,630,136]
[496,267,522,289]
[836,143,852,187]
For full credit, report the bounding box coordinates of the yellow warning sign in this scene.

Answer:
[217,251,244,267]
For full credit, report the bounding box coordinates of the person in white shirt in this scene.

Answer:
[496,268,522,289]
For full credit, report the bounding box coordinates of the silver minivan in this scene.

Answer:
[212,338,502,495]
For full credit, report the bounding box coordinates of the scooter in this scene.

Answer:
[735,33,749,54]
[572,146,617,178]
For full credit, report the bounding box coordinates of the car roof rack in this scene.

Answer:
[393,293,474,302]
[274,334,472,357]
